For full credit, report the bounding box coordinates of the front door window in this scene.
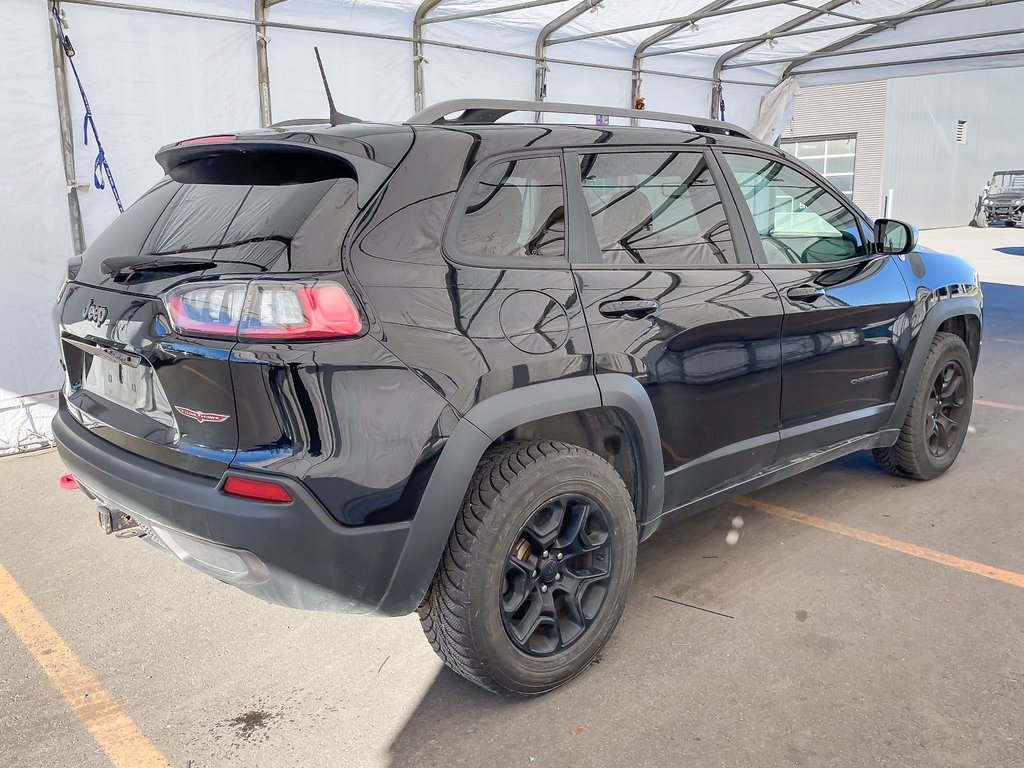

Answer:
[721,153,866,266]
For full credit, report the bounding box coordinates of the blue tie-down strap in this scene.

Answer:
[53,3,124,213]
[84,113,104,190]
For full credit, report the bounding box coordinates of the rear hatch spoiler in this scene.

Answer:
[156,136,392,206]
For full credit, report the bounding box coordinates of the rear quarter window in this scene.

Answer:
[451,155,566,263]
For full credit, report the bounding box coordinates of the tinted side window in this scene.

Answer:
[454,156,565,262]
[578,151,737,266]
[722,153,866,265]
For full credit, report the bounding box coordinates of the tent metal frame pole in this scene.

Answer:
[421,0,569,26]
[710,0,858,117]
[255,0,272,126]
[48,1,87,255]
[733,27,1024,71]
[549,0,808,46]
[630,0,742,126]
[784,2,867,22]
[793,46,1024,76]
[535,0,603,109]
[779,0,960,77]
[413,0,444,112]
[57,0,771,86]
[419,0,592,116]
[60,0,421,42]
[645,0,1023,58]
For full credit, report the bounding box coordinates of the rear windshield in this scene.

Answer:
[144,180,338,257]
[81,176,359,276]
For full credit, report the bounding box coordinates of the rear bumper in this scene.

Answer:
[53,406,414,615]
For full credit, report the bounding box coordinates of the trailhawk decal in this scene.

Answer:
[850,370,889,385]
[174,406,231,424]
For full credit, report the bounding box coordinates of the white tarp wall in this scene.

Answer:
[1,0,74,453]
[1,0,1020,453]
[1,0,260,453]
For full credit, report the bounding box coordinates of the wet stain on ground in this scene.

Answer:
[192,688,345,761]
[795,609,809,622]
[227,709,280,741]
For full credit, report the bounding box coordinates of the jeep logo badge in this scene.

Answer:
[82,299,108,326]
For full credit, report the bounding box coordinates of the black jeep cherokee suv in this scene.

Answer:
[54,100,982,695]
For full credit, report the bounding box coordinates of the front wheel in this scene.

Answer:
[418,440,637,695]
[873,332,974,480]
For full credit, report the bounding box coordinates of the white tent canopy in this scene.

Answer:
[1,0,1021,452]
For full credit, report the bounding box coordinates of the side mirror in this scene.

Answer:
[873,218,917,255]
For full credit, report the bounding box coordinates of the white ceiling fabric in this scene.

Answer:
[269,0,1024,95]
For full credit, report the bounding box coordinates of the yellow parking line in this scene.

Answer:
[974,398,1024,412]
[735,497,1024,590]
[0,564,170,768]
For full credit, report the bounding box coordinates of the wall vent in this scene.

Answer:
[955,120,968,144]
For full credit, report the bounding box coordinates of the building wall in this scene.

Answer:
[781,80,888,218]
[882,68,1024,230]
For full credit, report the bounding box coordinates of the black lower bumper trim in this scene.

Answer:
[53,406,411,614]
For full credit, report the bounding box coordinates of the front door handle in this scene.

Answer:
[599,298,660,319]
[786,285,826,302]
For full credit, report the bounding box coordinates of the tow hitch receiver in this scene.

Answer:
[96,505,144,538]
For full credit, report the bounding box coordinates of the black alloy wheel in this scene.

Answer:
[873,332,974,480]
[419,440,637,695]
[500,493,613,656]
[927,360,967,458]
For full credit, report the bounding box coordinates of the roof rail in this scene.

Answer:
[406,99,756,140]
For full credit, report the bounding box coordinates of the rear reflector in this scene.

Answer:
[221,476,293,504]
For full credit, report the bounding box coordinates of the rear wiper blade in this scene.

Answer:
[101,255,217,281]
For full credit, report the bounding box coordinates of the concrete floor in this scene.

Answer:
[2,227,1023,768]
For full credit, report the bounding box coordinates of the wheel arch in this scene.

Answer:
[887,294,982,432]
[375,374,664,616]
[937,313,982,371]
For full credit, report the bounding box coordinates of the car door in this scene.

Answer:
[716,149,913,457]
[353,143,596,420]
[566,146,785,515]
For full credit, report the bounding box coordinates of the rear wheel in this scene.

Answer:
[873,332,973,480]
[418,440,637,695]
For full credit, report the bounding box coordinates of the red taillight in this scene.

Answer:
[221,476,293,503]
[240,283,362,339]
[177,134,236,146]
[164,280,362,340]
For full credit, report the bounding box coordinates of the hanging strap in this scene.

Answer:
[51,3,124,213]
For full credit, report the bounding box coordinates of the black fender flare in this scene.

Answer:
[885,294,982,432]
[374,373,664,616]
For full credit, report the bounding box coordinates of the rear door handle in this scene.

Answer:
[599,298,660,319]
[786,285,826,302]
